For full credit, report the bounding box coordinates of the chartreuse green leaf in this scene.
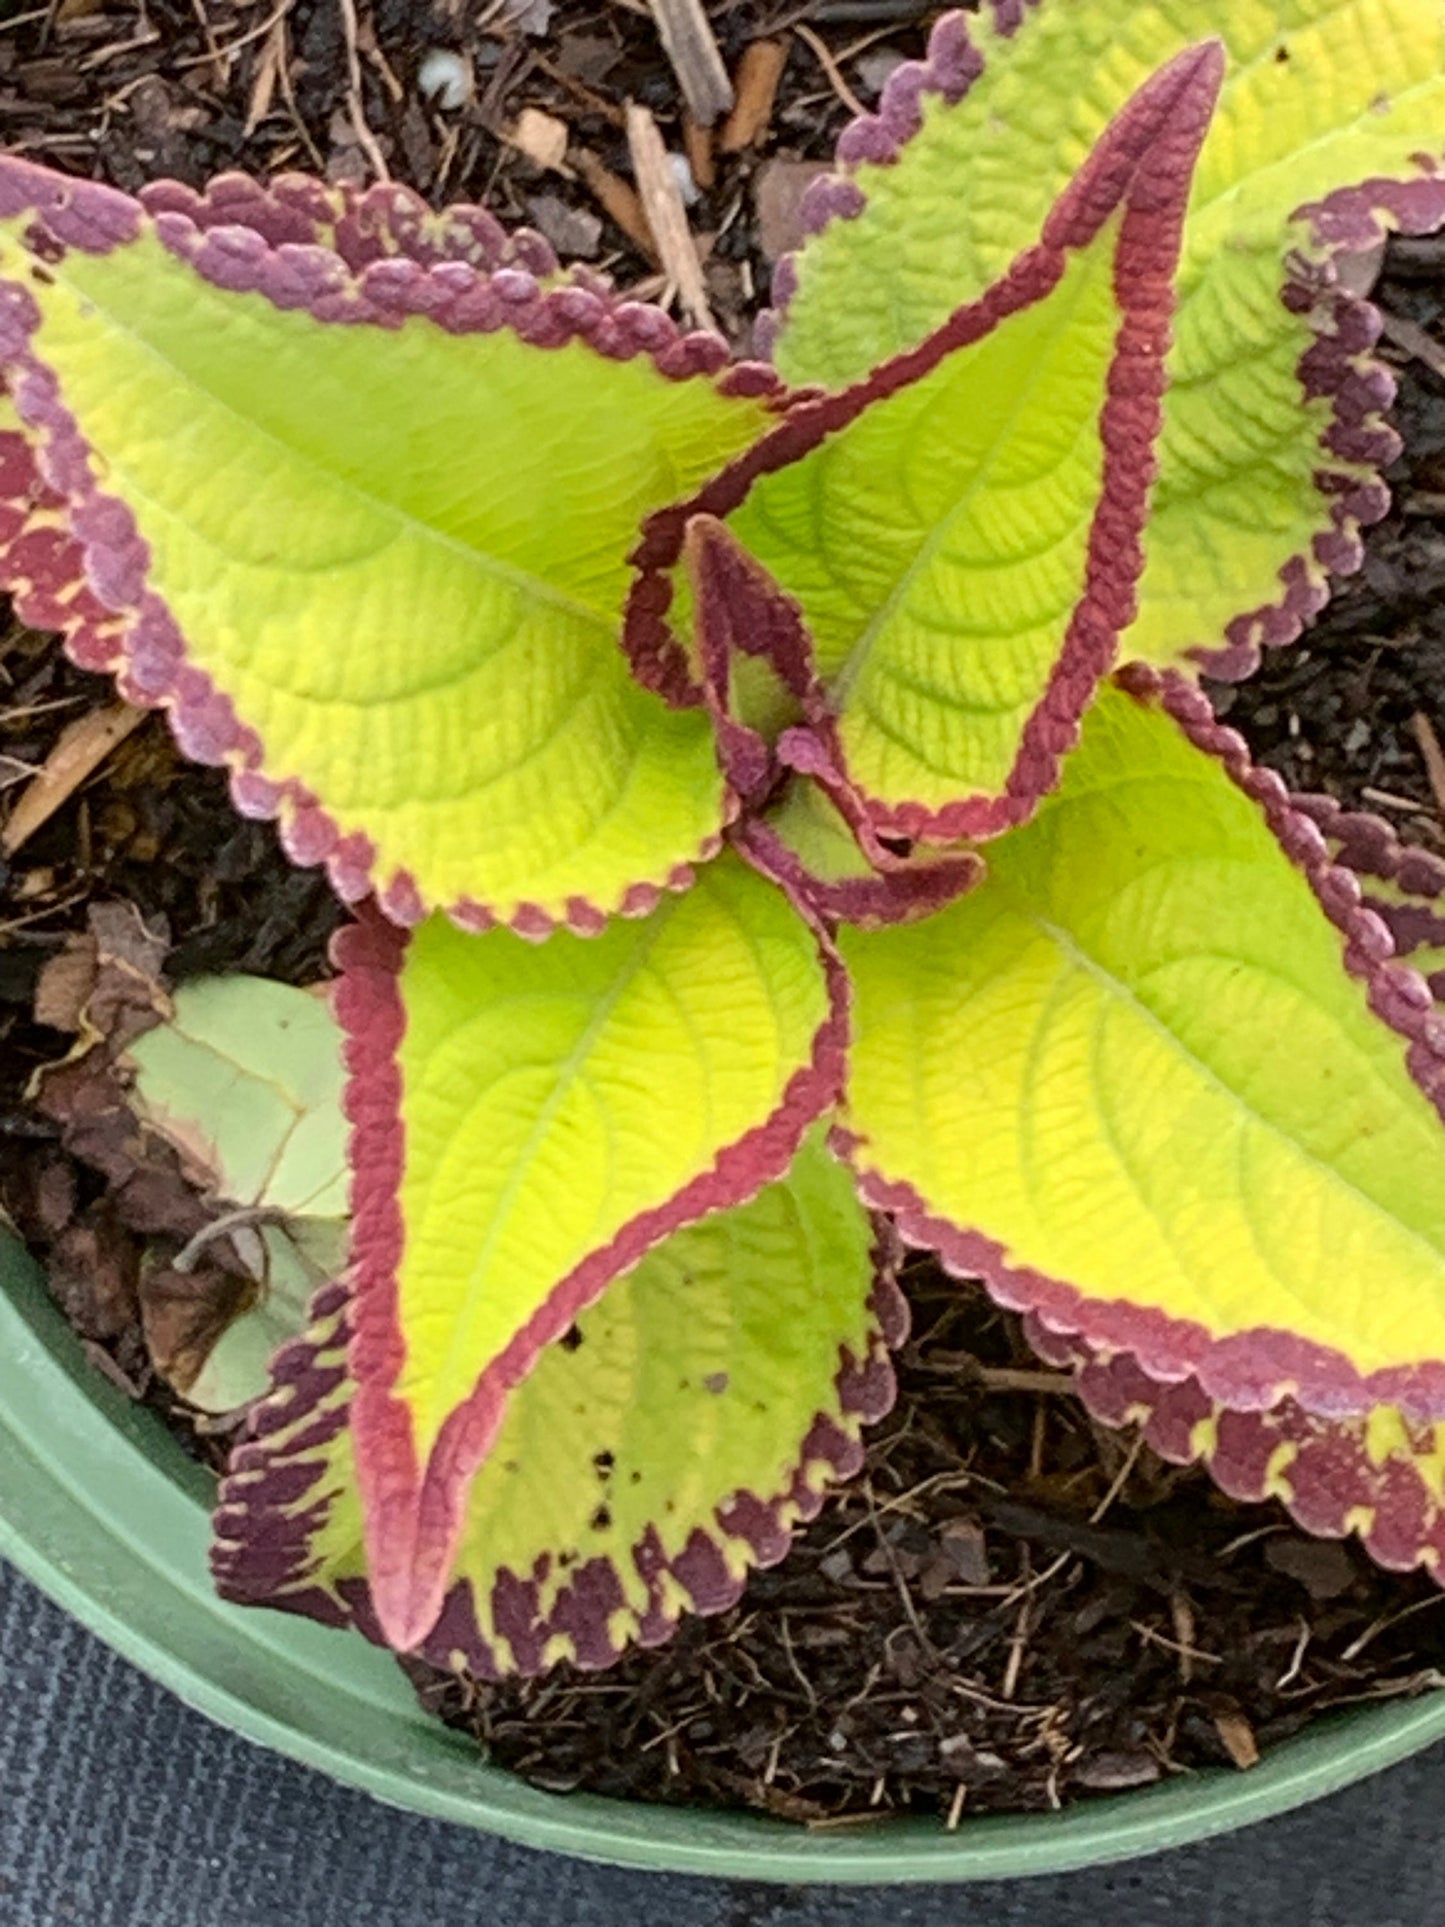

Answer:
[632,45,1219,842]
[213,1134,899,1675]
[339,848,843,1650]
[840,679,1445,1413]
[771,0,1445,673]
[730,230,1123,839]
[0,163,782,930]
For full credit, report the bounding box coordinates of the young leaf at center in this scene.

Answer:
[630,44,1222,842]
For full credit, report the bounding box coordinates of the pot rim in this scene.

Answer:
[3,1229,1443,1886]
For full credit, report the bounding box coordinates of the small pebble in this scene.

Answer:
[667,151,700,208]
[417,49,472,111]
[853,46,907,98]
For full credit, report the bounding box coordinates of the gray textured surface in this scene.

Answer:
[1,1555,1442,1926]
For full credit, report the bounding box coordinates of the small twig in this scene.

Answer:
[862,1476,931,1650]
[625,100,714,328]
[337,0,390,182]
[1170,1591,1197,1685]
[169,0,296,70]
[1089,1431,1143,1526]
[1000,1590,1030,1699]
[681,112,715,191]
[1362,785,1431,815]
[644,0,734,125]
[921,1353,1075,1396]
[574,147,658,262]
[1411,710,1445,819]
[244,9,287,133]
[793,22,868,120]
[1342,1589,1445,1664]
[276,18,326,172]
[78,28,160,70]
[1,701,145,856]
[1130,1617,1222,1670]
[186,0,226,89]
[1276,1617,1312,1690]
[1380,308,1445,384]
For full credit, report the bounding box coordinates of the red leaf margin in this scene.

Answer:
[758,1,1445,685]
[624,42,1224,845]
[1289,790,1445,1002]
[837,664,1445,1429]
[0,159,789,938]
[685,514,986,926]
[211,1250,908,1676]
[1027,1319,1445,1588]
[335,889,853,1651]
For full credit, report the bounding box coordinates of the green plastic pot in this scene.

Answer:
[3,1227,1444,1884]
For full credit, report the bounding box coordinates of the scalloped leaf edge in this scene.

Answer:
[838,663,1445,1425]
[758,3,1445,685]
[212,1248,909,1673]
[0,158,788,937]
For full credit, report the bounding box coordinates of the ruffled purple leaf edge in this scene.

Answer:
[838,663,1445,1428]
[1029,1319,1445,1588]
[0,159,786,939]
[759,0,1445,685]
[211,1227,907,1677]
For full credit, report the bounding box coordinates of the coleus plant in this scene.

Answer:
[0,0,1444,1683]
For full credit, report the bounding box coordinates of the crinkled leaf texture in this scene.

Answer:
[1029,798,1445,1588]
[767,0,1445,678]
[337,849,846,1649]
[840,674,1445,1428]
[630,46,1219,842]
[213,1134,904,1676]
[0,162,784,932]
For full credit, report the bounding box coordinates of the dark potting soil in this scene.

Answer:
[4,0,1445,1828]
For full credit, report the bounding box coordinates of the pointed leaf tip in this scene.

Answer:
[338,852,846,1650]
[214,1139,903,1677]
